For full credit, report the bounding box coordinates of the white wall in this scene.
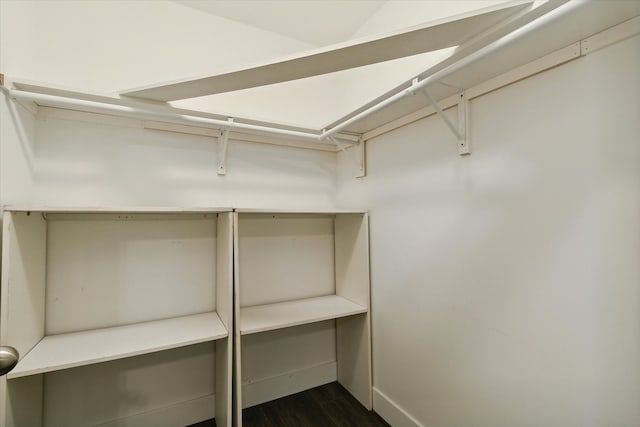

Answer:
[337,35,640,427]
[0,101,337,209]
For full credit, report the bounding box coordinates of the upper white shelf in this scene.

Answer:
[120,2,531,101]
[240,295,367,336]
[235,208,366,214]
[8,311,227,379]
[3,206,232,214]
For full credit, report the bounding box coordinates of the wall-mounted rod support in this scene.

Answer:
[328,136,365,177]
[356,136,366,178]
[217,118,233,175]
[422,88,462,140]
[422,88,470,155]
[457,92,470,155]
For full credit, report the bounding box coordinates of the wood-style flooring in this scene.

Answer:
[188,382,390,427]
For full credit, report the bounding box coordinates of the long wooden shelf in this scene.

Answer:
[239,295,367,336]
[8,311,227,379]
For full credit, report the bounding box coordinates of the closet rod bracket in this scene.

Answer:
[356,136,366,178]
[327,134,366,178]
[457,92,470,155]
[422,88,470,155]
[217,118,233,175]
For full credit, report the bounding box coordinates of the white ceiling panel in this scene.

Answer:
[173,0,386,46]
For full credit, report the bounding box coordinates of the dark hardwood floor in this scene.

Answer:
[188,382,390,427]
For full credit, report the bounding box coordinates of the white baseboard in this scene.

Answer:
[373,387,424,427]
[94,394,215,427]
[242,361,337,408]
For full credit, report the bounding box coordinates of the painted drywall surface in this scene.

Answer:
[352,0,513,39]
[337,35,640,427]
[43,343,216,427]
[0,0,314,94]
[174,0,386,46]
[0,100,337,209]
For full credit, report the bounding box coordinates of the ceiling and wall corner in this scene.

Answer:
[0,0,316,94]
[0,0,524,129]
[172,0,388,47]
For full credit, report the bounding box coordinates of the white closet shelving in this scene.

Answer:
[8,312,227,378]
[0,208,233,427]
[233,209,371,425]
[240,295,367,335]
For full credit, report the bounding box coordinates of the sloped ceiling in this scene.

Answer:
[164,1,517,128]
[173,0,386,46]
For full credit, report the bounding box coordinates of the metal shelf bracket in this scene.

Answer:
[422,87,470,155]
[327,134,366,178]
[217,118,233,175]
[457,92,470,155]
[355,136,366,178]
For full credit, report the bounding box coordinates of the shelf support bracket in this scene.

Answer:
[328,135,365,178]
[457,92,470,155]
[217,118,233,175]
[422,88,470,155]
[356,136,366,178]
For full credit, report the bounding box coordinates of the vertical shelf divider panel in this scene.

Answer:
[215,212,234,427]
[233,209,372,426]
[0,211,47,427]
[232,211,243,427]
[335,213,373,410]
[0,208,233,427]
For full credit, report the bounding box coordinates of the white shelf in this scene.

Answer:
[239,295,367,336]
[235,208,366,214]
[3,206,232,214]
[120,2,530,101]
[234,211,371,418]
[8,311,227,379]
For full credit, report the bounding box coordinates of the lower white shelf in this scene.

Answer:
[239,294,367,335]
[8,311,227,379]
